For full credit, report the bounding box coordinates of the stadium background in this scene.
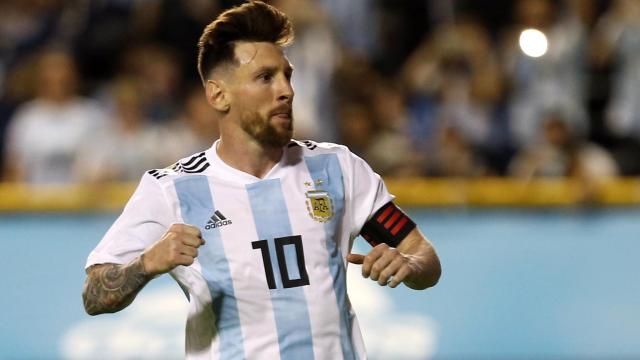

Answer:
[1,0,639,359]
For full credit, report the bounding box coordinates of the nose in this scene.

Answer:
[277,75,294,104]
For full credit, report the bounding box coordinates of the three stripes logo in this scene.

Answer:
[205,210,232,230]
[179,152,210,173]
[148,152,211,180]
[301,140,317,150]
[148,169,168,179]
[286,140,317,150]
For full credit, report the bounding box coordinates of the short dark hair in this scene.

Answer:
[197,1,294,84]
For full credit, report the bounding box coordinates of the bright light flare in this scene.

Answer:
[519,28,548,58]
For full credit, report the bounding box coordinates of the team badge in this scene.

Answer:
[305,190,333,222]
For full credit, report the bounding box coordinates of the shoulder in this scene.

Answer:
[10,99,47,121]
[145,150,211,182]
[6,100,50,138]
[285,139,374,174]
[286,139,351,157]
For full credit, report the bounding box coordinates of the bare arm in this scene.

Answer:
[348,228,441,290]
[395,228,441,289]
[83,257,153,315]
[82,223,205,315]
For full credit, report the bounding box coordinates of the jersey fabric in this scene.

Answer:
[86,139,394,360]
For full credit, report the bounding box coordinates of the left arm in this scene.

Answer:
[345,152,440,289]
[347,228,441,290]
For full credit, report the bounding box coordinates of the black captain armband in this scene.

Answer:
[360,202,416,248]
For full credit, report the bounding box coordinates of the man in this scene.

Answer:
[5,49,106,183]
[82,2,441,359]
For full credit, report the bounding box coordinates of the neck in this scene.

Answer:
[216,130,283,179]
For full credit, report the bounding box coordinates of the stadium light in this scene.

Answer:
[519,28,548,58]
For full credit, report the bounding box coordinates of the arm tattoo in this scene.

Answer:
[82,257,153,315]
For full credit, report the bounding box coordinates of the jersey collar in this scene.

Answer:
[205,139,289,184]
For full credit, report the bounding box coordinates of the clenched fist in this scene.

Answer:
[141,223,205,275]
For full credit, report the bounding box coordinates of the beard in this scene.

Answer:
[240,109,293,148]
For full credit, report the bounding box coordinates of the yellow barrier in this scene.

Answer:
[0,182,137,212]
[386,177,640,206]
[1,178,639,212]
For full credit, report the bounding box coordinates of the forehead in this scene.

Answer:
[233,41,291,72]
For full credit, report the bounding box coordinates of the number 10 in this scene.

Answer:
[251,235,310,289]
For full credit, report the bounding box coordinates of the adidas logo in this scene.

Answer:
[205,210,232,230]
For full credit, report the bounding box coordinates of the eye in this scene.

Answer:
[258,72,273,82]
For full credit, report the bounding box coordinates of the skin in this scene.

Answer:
[347,228,440,290]
[83,223,204,315]
[83,40,439,316]
[206,42,295,178]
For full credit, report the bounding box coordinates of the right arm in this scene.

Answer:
[82,223,205,315]
[83,257,153,315]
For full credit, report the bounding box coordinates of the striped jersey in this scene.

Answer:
[86,139,394,359]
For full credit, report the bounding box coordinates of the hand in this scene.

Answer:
[347,243,420,288]
[141,223,205,275]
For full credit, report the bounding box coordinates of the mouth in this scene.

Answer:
[270,108,292,120]
[271,113,291,120]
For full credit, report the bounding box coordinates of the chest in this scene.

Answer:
[23,109,93,156]
[172,168,346,290]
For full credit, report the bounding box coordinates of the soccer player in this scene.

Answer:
[82,2,441,359]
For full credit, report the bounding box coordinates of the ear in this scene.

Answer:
[205,80,230,113]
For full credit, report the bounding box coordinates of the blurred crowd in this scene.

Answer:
[1,0,639,185]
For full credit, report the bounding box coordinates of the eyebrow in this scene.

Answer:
[253,64,294,75]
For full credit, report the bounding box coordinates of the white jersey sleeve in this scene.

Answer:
[343,149,395,238]
[85,173,175,268]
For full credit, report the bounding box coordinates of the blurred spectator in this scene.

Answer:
[592,0,640,139]
[1,0,638,184]
[427,126,487,177]
[0,0,77,82]
[375,1,433,75]
[337,78,421,177]
[401,17,504,173]
[364,79,423,176]
[3,49,107,183]
[273,0,341,142]
[76,77,161,182]
[127,0,221,82]
[159,86,220,162]
[119,43,184,123]
[501,0,590,147]
[338,101,374,157]
[509,112,618,179]
[317,0,379,58]
[333,54,379,156]
[591,0,640,174]
[73,0,139,83]
[0,0,74,178]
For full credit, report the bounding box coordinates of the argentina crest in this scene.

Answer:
[305,190,333,222]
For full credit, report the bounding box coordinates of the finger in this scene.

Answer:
[362,244,390,278]
[179,244,198,258]
[377,256,405,286]
[181,234,205,247]
[369,250,398,281]
[388,265,411,288]
[175,254,196,267]
[347,254,365,264]
[168,223,189,233]
[171,223,203,239]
